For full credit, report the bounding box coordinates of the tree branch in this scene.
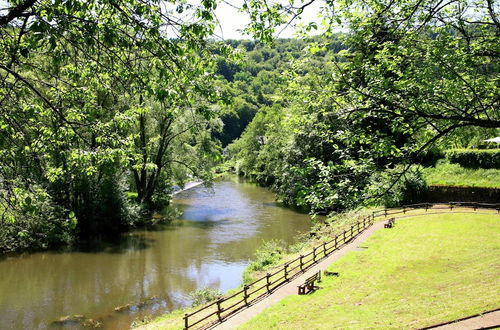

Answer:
[0,0,37,27]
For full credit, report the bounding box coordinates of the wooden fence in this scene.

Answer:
[183,201,500,329]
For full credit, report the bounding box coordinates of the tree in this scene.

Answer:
[0,0,224,246]
[232,0,499,211]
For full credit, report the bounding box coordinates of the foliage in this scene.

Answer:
[229,0,499,214]
[2,0,499,251]
[189,288,223,307]
[423,161,500,188]
[240,213,500,329]
[445,149,500,169]
[439,127,500,149]
[213,38,332,146]
[411,146,444,167]
[367,167,428,208]
[243,239,286,283]
[0,183,73,253]
[0,0,228,248]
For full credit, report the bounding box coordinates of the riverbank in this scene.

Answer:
[0,177,314,330]
[138,207,376,329]
[141,206,499,329]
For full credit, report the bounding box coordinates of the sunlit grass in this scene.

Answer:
[423,162,500,188]
[239,213,500,329]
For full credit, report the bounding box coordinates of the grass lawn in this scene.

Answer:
[239,213,500,329]
[422,162,500,188]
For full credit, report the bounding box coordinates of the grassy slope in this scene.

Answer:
[422,162,500,188]
[240,213,500,329]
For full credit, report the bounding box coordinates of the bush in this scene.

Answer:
[412,147,444,166]
[66,172,142,237]
[0,184,74,253]
[243,239,286,283]
[369,167,428,208]
[445,149,500,169]
[189,288,223,307]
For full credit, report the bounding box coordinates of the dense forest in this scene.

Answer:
[1,0,498,252]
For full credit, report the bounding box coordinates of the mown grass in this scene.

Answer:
[239,213,500,329]
[422,161,500,188]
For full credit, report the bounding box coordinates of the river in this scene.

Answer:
[0,176,313,329]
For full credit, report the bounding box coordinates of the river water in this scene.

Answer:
[0,176,312,329]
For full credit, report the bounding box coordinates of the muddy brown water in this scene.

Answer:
[0,176,313,329]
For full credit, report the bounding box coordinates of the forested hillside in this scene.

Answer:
[213,37,346,146]
[1,0,498,253]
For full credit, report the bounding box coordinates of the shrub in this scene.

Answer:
[243,239,286,283]
[189,288,223,307]
[445,149,500,169]
[369,167,428,208]
[412,147,444,166]
[0,184,74,253]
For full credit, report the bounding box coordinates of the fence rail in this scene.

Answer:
[183,202,500,329]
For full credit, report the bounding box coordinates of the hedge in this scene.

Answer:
[445,149,500,169]
[426,185,500,203]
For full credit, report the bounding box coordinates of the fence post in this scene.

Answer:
[403,207,406,214]
[184,314,188,330]
[449,203,454,211]
[425,203,429,211]
[266,273,271,292]
[473,203,477,211]
[334,235,338,248]
[384,208,388,217]
[313,247,317,263]
[284,263,289,281]
[216,298,223,321]
[323,242,327,255]
[350,225,354,238]
[243,285,249,305]
[300,255,304,272]
[343,230,347,243]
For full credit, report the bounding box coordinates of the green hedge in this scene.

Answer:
[445,149,500,169]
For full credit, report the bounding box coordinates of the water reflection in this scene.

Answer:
[0,176,312,329]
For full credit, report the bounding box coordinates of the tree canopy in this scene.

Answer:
[0,0,227,250]
[229,0,499,212]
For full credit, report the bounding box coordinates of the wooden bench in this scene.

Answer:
[298,271,321,295]
[384,217,395,228]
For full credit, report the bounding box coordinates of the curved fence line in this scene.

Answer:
[183,202,500,329]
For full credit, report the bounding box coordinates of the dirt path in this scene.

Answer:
[211,220,387,329]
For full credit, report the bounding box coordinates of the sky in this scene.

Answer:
[213,0,325,39]
[0,0,325,40]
